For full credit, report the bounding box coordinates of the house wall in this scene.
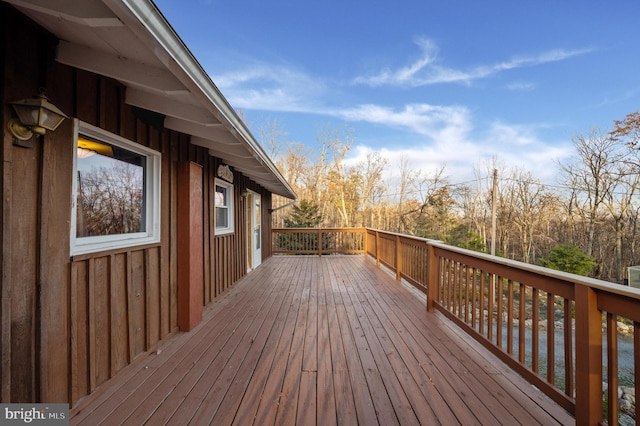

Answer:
[1,4,272,406]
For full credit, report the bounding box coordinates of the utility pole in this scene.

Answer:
[491,168,497,256]
[490,168,498,306]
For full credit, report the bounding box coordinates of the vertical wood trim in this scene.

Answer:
[202,159,211,304]
[108,254,117,377]
[160,133,171,336]
[145,250,151,350]
[1,145,11,401]
[69,262,78,404]
[40,58,76,403]
[169,134,179,330]
[87,258,96,392]
[126,252,135,362]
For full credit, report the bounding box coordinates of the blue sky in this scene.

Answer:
[155,0,640,185]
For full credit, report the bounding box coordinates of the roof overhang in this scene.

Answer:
[4,0,297,199]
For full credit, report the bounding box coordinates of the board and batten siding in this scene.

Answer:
[1,5,272,406]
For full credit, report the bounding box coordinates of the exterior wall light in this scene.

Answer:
[8,91,68,141]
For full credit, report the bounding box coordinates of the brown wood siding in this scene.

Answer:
[1,4,275,407]
[209,167,273,299]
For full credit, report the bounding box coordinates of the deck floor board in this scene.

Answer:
[71,256,574,425]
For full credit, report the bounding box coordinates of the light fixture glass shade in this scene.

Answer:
[10,93,68,135]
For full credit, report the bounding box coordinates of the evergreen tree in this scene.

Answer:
[540,244,596,276]
[284,200,321,228]
[279,200,325,253]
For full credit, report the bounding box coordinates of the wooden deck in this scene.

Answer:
[70,255,574,425]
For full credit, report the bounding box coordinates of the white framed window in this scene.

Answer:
[215,179,234,235]
[71,120,161,255]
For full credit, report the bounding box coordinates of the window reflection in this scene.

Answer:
[215,184,229,228]
[76,136,146,237]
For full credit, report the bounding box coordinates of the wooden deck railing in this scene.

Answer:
[272,227,640,425]
[271,227,366,255]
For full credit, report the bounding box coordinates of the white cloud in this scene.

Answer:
[214,63,325,112]
[506,81,536,91]
[353,38,594,87]
[342,120,573,187]
[206,47,575,185]
[329,103,472,142]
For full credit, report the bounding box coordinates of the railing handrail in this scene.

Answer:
[274,226,640,298]
[427,239,640,301]
[362,227,640,300]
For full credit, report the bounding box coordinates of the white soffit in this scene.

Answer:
[4,0,296,199]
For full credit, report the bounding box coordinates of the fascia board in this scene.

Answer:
[103,0,296,200]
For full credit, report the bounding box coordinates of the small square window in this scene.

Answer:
[215,179,234,235]
[71,120,161,255]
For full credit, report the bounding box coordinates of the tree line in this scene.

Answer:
[264,112,640,284]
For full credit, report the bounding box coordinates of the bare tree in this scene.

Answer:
[399,165,452,238]
[353,152,389,228]
[259,117,288,159]
[507,171,559,263]
[77,163,143,237]
[560,129,619,258]
[315,125,356,227]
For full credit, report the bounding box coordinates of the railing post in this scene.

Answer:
[574,284,603,425]
[426,243,438,313]
[363,228,367,254]
[318,228,322,256]
[375,231,380,266]
[395,235,402,281]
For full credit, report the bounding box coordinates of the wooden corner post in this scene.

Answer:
[574,284,603,425]
[177,162,204,331]
[426,243,439,313]
[395,235,402,281]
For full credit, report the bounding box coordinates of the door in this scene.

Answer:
[247,191,262,270]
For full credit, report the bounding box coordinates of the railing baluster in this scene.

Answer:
[452,262,457,315]
[532,288,539,373]
[507,279,514,355]
[471,267,477,328]
[479,271,485,335]
[547,292,555,386]
[459,263,464,319]
[488,273,494,341]
[564,298,573,398]
[445,259,451,310]
[497,276,503,349]
[464,265,470,324]
[519,283,525,364]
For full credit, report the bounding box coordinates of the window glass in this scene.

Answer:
[71,120,160,255]
[76,136,146,237]
[215,180,234,235]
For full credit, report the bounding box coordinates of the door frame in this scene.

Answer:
[246,190,262,271]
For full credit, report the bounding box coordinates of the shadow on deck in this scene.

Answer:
[70,255,573,425]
